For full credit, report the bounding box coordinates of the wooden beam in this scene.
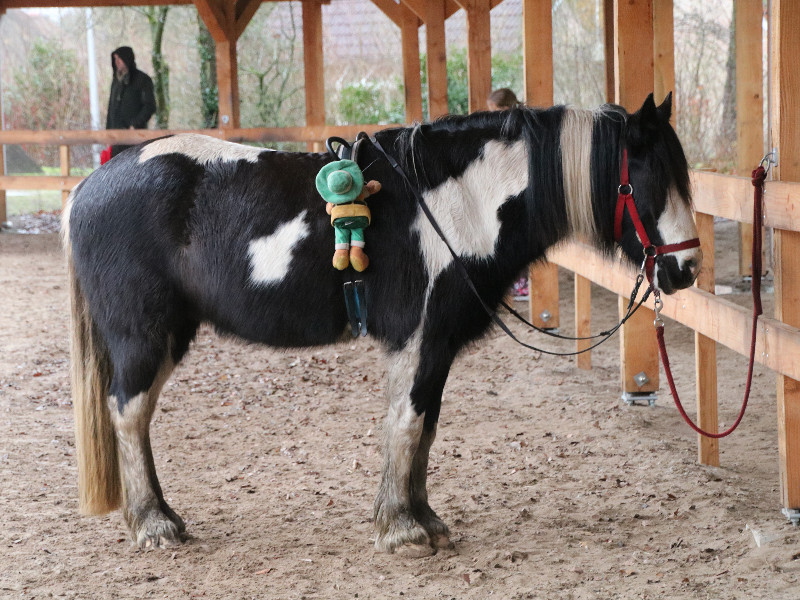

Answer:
[653,0,675,111]
[303,0,325,151]
[464,0,492,113]
[528,262,559,328]
[614,0,657,395]
[603,0,614,102]
[736,0,765,276]
[234,0,263,39]
[575,274,591,370]
[522,0,559,330]
[401,9,424,123]
[215,37,240,128]
[425,0,448,118]
[772,0,800,511]
[691,171,800,232]
[371,0,403,27]
[694,211,718,466]
[614,0,654,110]
[0,124,394,146]
[59,145,71,207]
[0,175,84,191]
[549,242,800,382]
[0,144,5,224]
[194,0,230,42]
[523,0,553,107]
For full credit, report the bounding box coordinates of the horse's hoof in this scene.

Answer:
[132,512,184,549]
[395,543,436,558]
[431,533,454,550]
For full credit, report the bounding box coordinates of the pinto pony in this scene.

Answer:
[63,93,701,554]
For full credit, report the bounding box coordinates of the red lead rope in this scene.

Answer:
[656,165,766,438]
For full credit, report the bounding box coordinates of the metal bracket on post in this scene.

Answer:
[782,507,800,526]
[622,392,658,407]
[538,310,559,334]
[622,371,657,406]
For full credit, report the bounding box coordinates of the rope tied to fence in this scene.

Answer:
[657,163,767,439]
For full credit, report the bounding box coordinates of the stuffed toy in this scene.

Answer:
[315,159,381,272]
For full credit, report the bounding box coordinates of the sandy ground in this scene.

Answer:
[2,223,800,600]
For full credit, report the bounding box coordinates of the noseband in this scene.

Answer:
[613,149,700,285]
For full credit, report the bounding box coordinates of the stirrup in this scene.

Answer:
[343,280,368,337]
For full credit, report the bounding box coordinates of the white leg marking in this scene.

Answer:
[560,107,597,241]
[248,211,310,286]
[414,139,529,281]
[138,133,267,165]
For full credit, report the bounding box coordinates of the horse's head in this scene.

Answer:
[615,93,702,294]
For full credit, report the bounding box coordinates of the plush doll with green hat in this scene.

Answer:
[316,159,381,271]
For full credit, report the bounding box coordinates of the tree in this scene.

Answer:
[137,6,170,129]
[5,38,90,166]
[196,15,218,128]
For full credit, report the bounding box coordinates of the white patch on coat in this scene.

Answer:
[247,211,309,286]
[139,133,265,165]
[560,107,597,240]
[413,139,529,282]
[653,186,703,287]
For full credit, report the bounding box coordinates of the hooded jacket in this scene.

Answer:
[106,46,156,130]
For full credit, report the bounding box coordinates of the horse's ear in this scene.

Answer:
[657,92,673,121]
[639,93,658,121]
[627,93,660,146]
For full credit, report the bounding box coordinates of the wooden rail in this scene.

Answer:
[0,125,394,209]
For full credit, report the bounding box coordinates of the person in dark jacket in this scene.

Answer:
[106,46,156,158]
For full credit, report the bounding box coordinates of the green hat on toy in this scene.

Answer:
[316,159,365,204]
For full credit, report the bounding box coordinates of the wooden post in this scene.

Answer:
[737,0,765,276]
[303,0,325,151]
[462,0,492,114]
[614,0,659,398]
[195,0,260,130]
[0,144,5,225]
[575,274,592,370]
[694,211,718,465]
[653,0,674,107]
[523,0,560,330]
[771,0,800,514]
[425,0,448,119]
[603,0,614,102]
[59,145,71,208]
[401,11,424,123]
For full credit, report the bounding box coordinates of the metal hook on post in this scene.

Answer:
[760,149,778,174]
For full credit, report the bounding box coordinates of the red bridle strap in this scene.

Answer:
[614,149,700,282]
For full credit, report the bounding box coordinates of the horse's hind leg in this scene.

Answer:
[108,339,185,548]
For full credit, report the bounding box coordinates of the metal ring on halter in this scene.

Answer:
[618,183,634,195]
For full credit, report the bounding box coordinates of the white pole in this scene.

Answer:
[86,8,101,168]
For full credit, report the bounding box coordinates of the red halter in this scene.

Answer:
[613,149,700,283]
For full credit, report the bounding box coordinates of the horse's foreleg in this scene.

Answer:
[375,337,451,555]
[109,358,183,548]
[409,422,452,549]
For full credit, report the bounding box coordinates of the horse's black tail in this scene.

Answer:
[62,193,122,515]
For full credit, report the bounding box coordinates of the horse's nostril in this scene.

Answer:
[684,258,697,272]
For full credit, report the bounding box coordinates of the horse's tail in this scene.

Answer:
[62,191,122,515]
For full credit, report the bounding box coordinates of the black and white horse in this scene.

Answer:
[63,93,701,555]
